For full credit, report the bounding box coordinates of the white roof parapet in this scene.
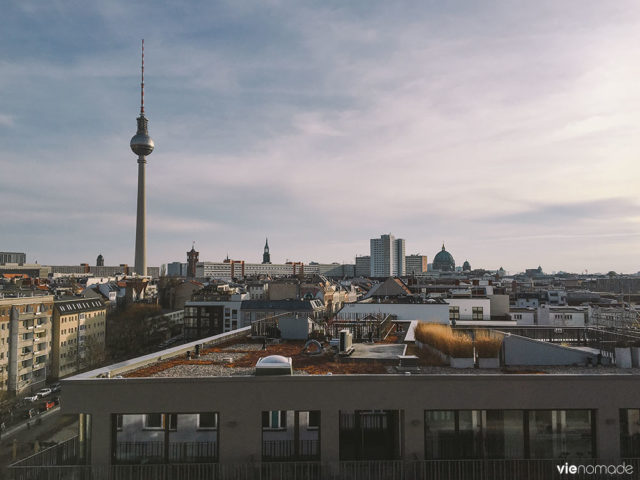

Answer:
[65,326,251,381]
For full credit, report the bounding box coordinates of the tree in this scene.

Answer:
[80,333,107,370]
[106,304,162,361]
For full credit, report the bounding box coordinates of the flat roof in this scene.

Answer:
[65,326,640,381]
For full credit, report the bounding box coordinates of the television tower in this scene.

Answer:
[130,39,154,276]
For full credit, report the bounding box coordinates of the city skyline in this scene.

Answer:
[2,2,640,273]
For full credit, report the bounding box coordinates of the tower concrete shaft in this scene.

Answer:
[134,156,147,276]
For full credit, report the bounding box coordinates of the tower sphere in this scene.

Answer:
[130,123,154,156]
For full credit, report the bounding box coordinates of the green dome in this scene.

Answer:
[462,260,471,271]
[433,244,455,272]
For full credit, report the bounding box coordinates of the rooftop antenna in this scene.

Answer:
[140,39,145,115]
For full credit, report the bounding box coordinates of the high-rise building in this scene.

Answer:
[395,238,406,276]
[406,255,427,275]
[130,40,154,277]
[355,255,371,277]
[370,234,405,277]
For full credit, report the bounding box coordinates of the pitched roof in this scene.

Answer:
[54,297,105,314]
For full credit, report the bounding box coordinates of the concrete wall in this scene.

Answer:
[62,372,640,466]
[488,294,509,319]
[503,334,598,366]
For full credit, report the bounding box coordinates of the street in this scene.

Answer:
[0,409,78,469]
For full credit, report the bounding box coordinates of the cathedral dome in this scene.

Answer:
[433,244,455,272]
[462,260,471,271]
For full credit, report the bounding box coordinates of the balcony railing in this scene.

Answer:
[262,439,320,461]
[9,436,80,467]
[9,459,640,480]
[114,441,218,464]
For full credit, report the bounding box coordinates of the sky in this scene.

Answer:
[2,1,640,274]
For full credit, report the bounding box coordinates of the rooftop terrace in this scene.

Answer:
[65,321,640,381]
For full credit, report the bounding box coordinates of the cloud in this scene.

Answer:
[0,113,14,127]
[486,198,640,225]
[2,1,640,272]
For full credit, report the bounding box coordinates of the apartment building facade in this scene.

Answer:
[52,297,107,379]
[59,336,640,472]
[0,295,54,395]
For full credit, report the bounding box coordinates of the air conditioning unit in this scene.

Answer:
[339,329,353,355]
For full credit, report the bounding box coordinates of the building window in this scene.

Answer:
[472,307,483,320]
[116,414,123,431]
[620,409,640,457]
[262,411,287,430]
[528,410,594,459]
[144,414,163,430]
[167,413,178,431]
[425,409,594,460]
[198,413,218,430]
[308,411,320,430]
[449,307,460,323]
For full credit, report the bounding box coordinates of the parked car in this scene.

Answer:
[36,388,52,398]
[50,383,61,393]
[24,395,39,402]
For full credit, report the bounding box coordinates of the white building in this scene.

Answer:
[445,297,491,322]
[370,234,405,277]
[538,305,586,327]
[197,262,305,280]
[510,306,587,327]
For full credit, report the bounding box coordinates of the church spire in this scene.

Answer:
[262,238,271,264]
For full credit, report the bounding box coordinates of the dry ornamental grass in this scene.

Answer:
[414,323,473,358]
[474,330,503,358]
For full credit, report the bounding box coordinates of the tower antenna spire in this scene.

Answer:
[140,39,145,115]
